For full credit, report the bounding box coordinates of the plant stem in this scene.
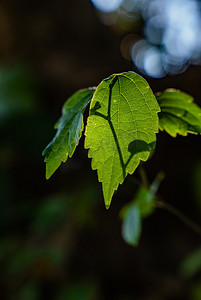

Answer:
[157,199,201,237]
[137,168,201,237]
[138,166,149,187]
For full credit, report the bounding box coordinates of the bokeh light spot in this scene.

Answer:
[91,0,123,13]
[143,47,165,78]
[131,40,166,78]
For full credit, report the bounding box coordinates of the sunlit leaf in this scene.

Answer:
[156,89,201,137]
[85,72,160,208]
[43,88,95,179]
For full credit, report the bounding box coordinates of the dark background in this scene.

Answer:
[1,0,201,299]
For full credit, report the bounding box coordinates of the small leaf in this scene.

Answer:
[85,72,160,208]
[43,88,96,179]
[120,172,164,246]
[136,171,164,217]
[122,203,142,246]
[120,186,155,221]
[135,186,156,218]
[156,89,201,137]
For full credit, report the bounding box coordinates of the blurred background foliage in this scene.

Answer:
[1,0,201,299]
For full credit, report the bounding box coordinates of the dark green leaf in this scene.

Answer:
[43,88,95,179]
[85,72,160,208]
[156,89,201,137]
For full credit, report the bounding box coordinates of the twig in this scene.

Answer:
[138,166,149,188]
[135,168,201,237]
[157,199,201,237]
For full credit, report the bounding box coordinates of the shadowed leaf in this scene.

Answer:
[156,89,201,137]
[43,88,95,179]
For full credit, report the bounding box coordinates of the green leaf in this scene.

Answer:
[120,186,156,247]
[136,171,164,217]
[42,88,96,179]
[121,203,142,246]
[120,186,156,221]
[120,187,153,246]
[120,172,164,246]
[156,89,201,137]
[135,186,156,218]
[85,72,160,208]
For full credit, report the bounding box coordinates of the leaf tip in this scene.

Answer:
[45,169,52,180]
[42,148,47,157]
[105,204,110,210]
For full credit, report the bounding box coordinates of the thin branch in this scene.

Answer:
[138,166,149,188]
[157,199,201,237]
[134,167,201,237]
